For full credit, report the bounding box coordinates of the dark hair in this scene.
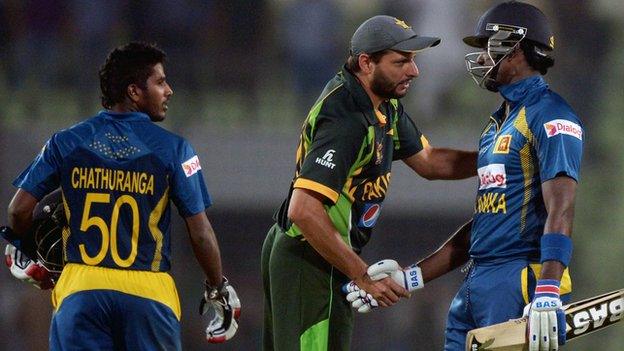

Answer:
[520,39,554,75]
[345,50,391,73]
[99,42,167,108]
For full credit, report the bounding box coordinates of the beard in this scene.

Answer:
[370,69,408,99]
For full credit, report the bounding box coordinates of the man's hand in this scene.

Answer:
[343,259,418,313]
[4,244,54,290]
[523,279,566,350]
[199,277,241,343]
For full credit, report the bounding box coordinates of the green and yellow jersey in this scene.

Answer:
[275,66,427,252]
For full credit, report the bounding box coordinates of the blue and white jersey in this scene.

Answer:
[14,111,212,272]
[470,76,583,261]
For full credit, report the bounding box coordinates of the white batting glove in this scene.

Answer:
[343,259,424,313]
[344,281,379,313]
[4,244,54,290]
[368,260,424,292]
[199,277,241,343]
[523,279,566,351]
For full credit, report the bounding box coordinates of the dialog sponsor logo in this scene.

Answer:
[478,164,506,190]
[543,119,583,140]
[182,155,202,177]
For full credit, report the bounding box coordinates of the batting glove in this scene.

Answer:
[344,281,379,313]
[343,259,424,313]
[199,277,241,343]
[523,279,566,351]
[4,244,54,290]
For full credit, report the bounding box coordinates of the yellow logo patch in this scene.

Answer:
[493,135,512,154]
[476,192,507,214]
[375,141,383,165]
[549,36,555,49]
[394,18,411,30]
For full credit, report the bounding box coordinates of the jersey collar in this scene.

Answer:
[341,66,382,126]
[98,110,152,121]
[498,75,548,105]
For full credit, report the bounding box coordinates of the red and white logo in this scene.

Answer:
[182,155,202,177]
[543,119,583,140]
[478,164,506,190]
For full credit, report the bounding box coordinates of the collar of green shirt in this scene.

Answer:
[340,65,384,126]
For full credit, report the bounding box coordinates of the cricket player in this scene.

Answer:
[3,42,240,350]
[347,2,583,350]
[262,15,478,351]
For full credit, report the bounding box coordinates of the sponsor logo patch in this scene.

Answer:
[478,164,506,190]
[543,119,583,140]
[358,203,382,228]
[315,149,336,169]
[182,155,202,177]
[493,135,512,154]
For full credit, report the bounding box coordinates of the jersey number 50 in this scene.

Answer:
[78,192,147,268]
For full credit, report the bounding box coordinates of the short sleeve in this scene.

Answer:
[532,112,584,182]
[170,140,212,217]
[12,135,63,200]
[391,102,426,160]
[294,115,367,204]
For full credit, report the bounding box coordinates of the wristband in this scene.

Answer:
[535,279,560,298]
[540,233,572,267]
[403,264,424,291]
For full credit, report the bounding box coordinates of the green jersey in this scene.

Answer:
[275,66,427,252]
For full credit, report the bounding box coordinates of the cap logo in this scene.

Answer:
[394,18,411,30]
[549,36,555,49]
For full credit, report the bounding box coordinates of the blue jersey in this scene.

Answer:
[14,111,211,272]
[470,76,583,260]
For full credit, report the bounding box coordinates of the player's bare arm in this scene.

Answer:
[288,188,409,306]
[403,146,477,180]
[522,176,578,350]
[417,219,472,283]
[540,176,576,280]
[185,212,223,287]
[7,188,38,235]
[344,219,472,312]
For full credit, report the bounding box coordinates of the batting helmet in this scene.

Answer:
[463,1,554,91]
[32,189,66,278]
[464,1,554,50]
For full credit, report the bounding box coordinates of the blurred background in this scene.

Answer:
[0,0,622,350]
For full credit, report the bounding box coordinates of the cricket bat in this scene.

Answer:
[465,288,624,351]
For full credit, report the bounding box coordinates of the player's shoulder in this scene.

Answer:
[316,87,369,130]
[137,122,193,162]
[527,89,582,126]
[304,71,370,135]
[47,114,103,147]
[140,120,187,145]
